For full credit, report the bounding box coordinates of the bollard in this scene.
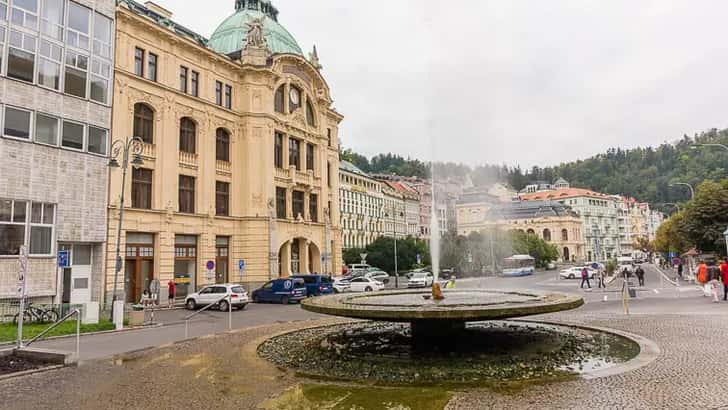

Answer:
[228,295,232,331]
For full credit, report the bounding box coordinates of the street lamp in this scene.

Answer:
[108,136,144,320]
[669,182,694,200]
[383,205,404,288]
[691,143,728,151]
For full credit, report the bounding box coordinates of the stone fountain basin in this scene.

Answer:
[301,289,584,322]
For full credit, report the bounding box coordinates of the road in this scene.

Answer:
[31,263,706,361]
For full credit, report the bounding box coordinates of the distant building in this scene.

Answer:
[339,161,384,249]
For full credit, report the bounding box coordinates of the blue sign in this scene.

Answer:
[238,259,245,270]
[206,260,215,271]
[57,250,70,268]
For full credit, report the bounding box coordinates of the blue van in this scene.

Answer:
[251,278,307,304]
[291,275,334,296]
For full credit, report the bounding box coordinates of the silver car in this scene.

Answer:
[407,271,434,288]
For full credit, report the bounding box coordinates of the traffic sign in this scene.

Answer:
[206,260,215,271]
[58,250,70,268]
[238,259,245,270]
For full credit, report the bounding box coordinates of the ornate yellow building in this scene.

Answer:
[106,0,342,303]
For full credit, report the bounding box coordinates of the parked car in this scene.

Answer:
[251,278,307,304]
[559,267,596,280]
[408,271,434,288]
[364,270,390,284]
[185,284,249,311]
[332,277,351,293]
[291,274,334,297]
[348,276,385,292]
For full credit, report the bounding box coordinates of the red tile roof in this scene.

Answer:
[520,187,610,201]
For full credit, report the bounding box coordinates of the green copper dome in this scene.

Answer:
[209,0,303,56]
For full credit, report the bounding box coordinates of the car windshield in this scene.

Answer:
[413,272,428,278]
[231,286,245,293]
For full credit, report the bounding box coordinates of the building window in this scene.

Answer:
[274,131,283,168]
[90,58,111,103]
[289,85,301,112]
[7,30,36,83]
[0,26,5,70]
[327,161,332,188]
[543,229,551,242]
[275,187,286,219]
[92,11,113,59]
[131,168,152,209]
[288,138,300,169]
[274,85,285,113]
[224,85,232,109]
[179,175,195,213]
[10,0,37,30]
[561,229,568,241]
[179,117,196,154]
[0,199,27,255]
[38,39,62,90]
[88,126,107,155]
[134,47,144,76]
[292,190,304,219]
[327,128,332,147]
[0,1,6,21]
[309,194,318,223]
[35,113,58,146]
[146,52,157,81]
[215,236,229,284]
[306,143,314,171]
[191,71,199,97]
[216,128,230,162]
[305,98,315,126]
[216,181,229,216]
[4,106,31,139]
[61,120,84,150]
[179,66,188,93]
[133,103,154,143]
[66,1,90,50]
[29,202,55,255]
[215,81,222,105]
[0,200,55,256]
[64,50,88,98]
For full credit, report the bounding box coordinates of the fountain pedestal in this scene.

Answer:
[410,320,466,346]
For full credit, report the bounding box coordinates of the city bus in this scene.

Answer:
[502,255,536,277]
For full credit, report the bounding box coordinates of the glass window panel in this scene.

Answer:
[13,201,26,222]
[0,2,7,21]
[61,121,84,149]
[29,226,52,254]
[0,200,11,221]
[72,244,91,265]
[35,113,58,145]
[90,75,107,103]
[38,58,61,89]
[64,66,86,97]
[87,126,107,154]
[67,1,88,33]
[4,107,31,139]
[41,0,63,39]
[42,203,53,223]
[93,11,110,42]
[7,47,34,82]
[0,225,25,255]
[14,0,37,13]
[73,278,88,289]
[31,202,41,223]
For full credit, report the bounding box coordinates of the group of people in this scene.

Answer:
[579,264,645,290]
[138,280,177,308]
[694,258,728,302]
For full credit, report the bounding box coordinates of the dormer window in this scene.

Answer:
[289,85,301,113]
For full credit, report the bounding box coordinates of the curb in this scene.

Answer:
[0,323,163,347]
[0,364,65,382]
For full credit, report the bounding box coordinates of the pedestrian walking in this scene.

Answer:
[580,267,591,289]
[677,263,683,280]
[635,265,645,287]
[167,279,176,308]
[697,260,708,297]
[720,258,728,301]
[708,262,721,303]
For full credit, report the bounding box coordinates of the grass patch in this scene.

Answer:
[0,320,117,343]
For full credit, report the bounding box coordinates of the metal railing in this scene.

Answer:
[22,308,80,359]
[183,295,232,339]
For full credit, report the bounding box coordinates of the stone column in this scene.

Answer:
[286,188,293,219]
[301,239,310,274]
[303,191,310,221]
[282,134,289,168]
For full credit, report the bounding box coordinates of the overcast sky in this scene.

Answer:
[161,0,728,168]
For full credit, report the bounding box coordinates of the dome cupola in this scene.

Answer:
[209,0,303,56]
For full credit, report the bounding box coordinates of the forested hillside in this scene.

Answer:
[343,128,728,208]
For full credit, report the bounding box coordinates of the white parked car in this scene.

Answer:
[408,271,434,288]
[559,267,596,280]
[365,271,390,284]
[332,277,351,293]
[185,284,249,310]
[348,276,385,292]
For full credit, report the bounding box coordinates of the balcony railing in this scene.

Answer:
[216,160,231,176]
[179,151,198,168]
[141,143,155,159]
[295,170,313,186]
[275,167,291,180]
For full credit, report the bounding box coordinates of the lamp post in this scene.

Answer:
[108,136,144,320]
[384,204,404,288]
[669,182,694,200]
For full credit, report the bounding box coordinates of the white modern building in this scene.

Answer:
[339,160,384,249]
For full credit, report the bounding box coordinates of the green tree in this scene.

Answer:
[343,247,367,265]
[510,231,559,268]
[680,180,728,253]
[653,212,689,254]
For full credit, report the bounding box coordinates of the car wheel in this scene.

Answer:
[569,274,575,279]
[383,279,389,284]
[219,300,229,312]
[239,303,247,310]
[365,286,372,292]
[185,299,196,310]
[281,296,289,305]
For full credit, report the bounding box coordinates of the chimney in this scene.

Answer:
[144,1,173,19]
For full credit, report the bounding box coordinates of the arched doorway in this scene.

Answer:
[543,229,551,242]
[563,247,570,262]
[278,238,322,276]
[526,229,535,235]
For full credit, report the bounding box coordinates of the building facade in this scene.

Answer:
[339,160,384,249]
[0,0,114,305]
[108,0,342,303]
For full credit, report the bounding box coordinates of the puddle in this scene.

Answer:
[260,384,452,410]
